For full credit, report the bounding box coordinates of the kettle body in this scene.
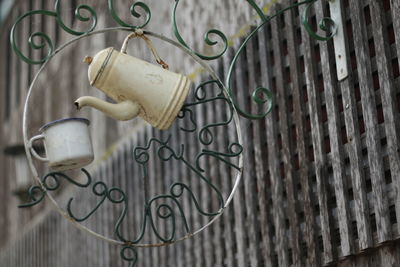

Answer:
[76,46,191,130]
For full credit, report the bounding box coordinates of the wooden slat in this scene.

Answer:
[118,143,128,251]
[299,3,334,263]
[339,27,374,254]
[391,0,400,64]
[254,25,275,267]
[198,89,215,267]
[285,3,320,266]
[18,0,30,107]
[221,53,240,267]
[169,123,180,267]
[315,0,354,257]
[231,45,252,267]
[369,0,400,237]
[101,163,111,267]
[191,99,205,267]
[272,2,303,265]
[146,126,160,266]
[338,0,374,252]
[207,84,224,267]
[343,82,374,250]
[240,37,263,267]
[350,0,391,243]
[176,113,191,267]
[152,128,167,262]
[180,101,196,266]
[141,128,155,266]
[263,8,290,266]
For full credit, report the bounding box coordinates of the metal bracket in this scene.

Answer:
[329,0,348,81]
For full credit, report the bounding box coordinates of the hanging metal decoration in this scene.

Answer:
[10,0,337,266]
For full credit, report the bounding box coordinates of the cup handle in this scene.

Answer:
[28,134,49,162]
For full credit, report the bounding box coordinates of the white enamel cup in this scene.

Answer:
[28,118,94,171]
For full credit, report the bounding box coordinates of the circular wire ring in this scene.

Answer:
[22,27,243,247]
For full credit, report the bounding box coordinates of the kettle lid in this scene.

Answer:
[86,47,115,86]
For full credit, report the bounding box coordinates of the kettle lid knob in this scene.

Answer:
[83,56,93,65]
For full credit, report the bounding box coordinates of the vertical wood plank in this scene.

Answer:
[155,128,168,263]
[390,0,400,64]
[239,38,262,267]
[350,0,391,243]
[188,98,204,267]
[207,85,224,267]
[176,113,191,267]
[100,163,111,267]
[271,3,303,265]
[315,0,354,257]
[369,0,400,236]
[254,26,274,267]
[169,124,180,267]
[339,0,374,251]
[232,45,251,267]
[197,88,214,267]
[285,4,320,266]
[299,3,334,263]
[146,126,160,267]
[262,9,290,265]
[222,52,240,267]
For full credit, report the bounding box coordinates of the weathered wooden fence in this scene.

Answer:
[0,0,400,266]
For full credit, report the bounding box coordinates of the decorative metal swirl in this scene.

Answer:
[107,0,151,29]
[225,0,336,119]
[133,134,225,217]
[121,246,138,267]
[302,0,337,41]
[179,80,234,145]
[172,0,228,60]
[54,0,97,36]
[10,10,56,65]
[10,1,97,65]
[67,181,126,222]
[18,185,45,208]
[19,169,92,208]
[196,142,243,172]
[246,0,268,22]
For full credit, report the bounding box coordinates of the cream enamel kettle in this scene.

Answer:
[75,30,191,130]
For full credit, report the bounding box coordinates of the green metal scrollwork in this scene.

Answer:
[246,0,268,22]
[121,246,138,267]
[172,0,228,60]
[196,142,243,172]
[19,169,92,208]
[107,0,151,29]
[10,1,97,65]
[10,10,56,64]
[67,181,126,222]
[225,0,337,120]
[54,0,97,36]
[302,0,337,41]
[18,185,45,208]
[179,80,234,145]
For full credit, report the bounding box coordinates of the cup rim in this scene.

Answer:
[39,118,90,132]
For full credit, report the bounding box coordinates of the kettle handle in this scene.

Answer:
[120,29,169,70]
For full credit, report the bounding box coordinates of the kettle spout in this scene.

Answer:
[75,96,140,121]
